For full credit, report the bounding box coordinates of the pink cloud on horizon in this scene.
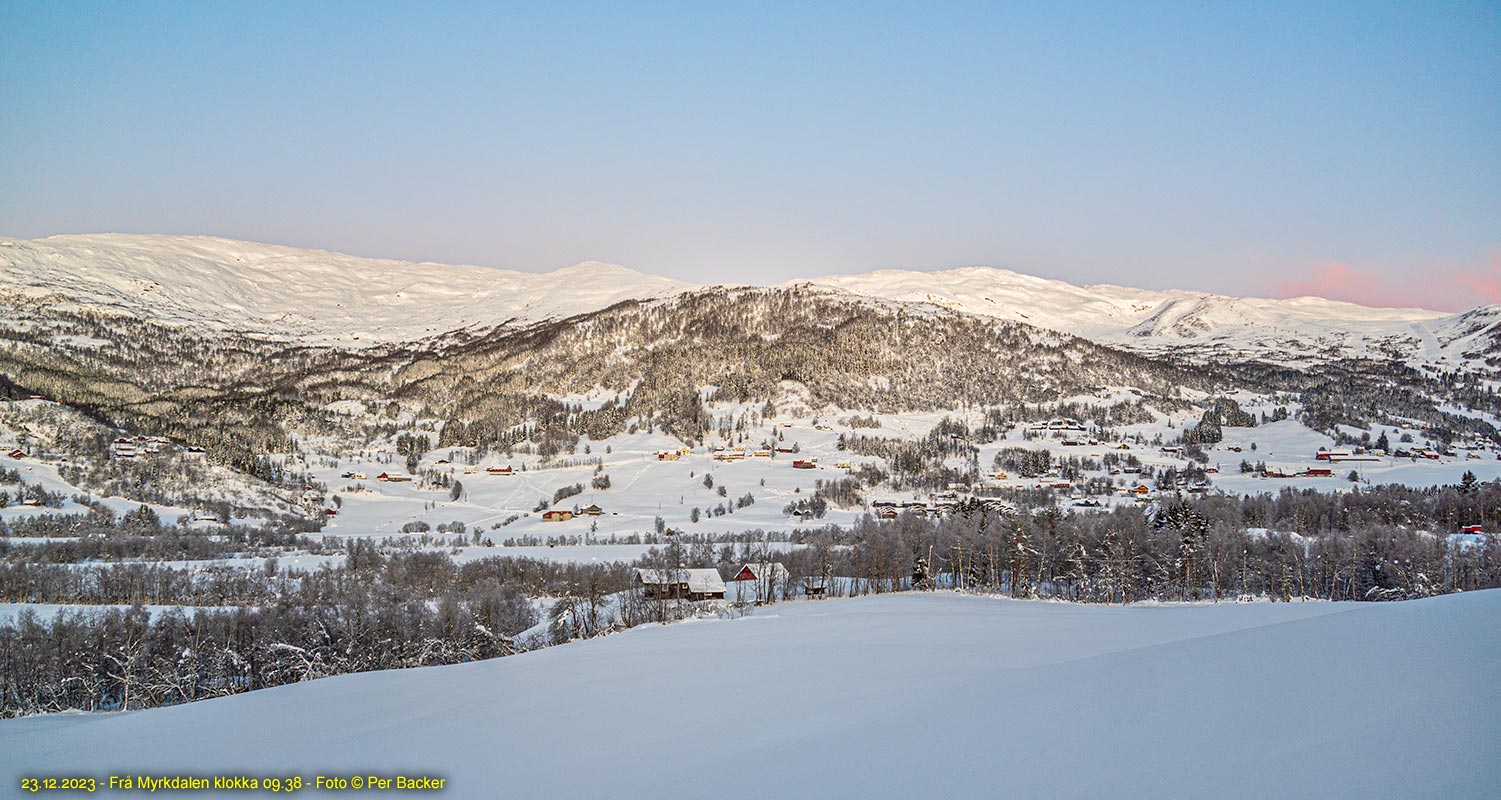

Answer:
[1275,255,1501,312]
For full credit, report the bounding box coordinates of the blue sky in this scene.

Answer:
[2,1,1498,309]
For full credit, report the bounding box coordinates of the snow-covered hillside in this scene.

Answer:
[4,591,1496,799]
[805,266,1495,366]
[0,234,693,346]
[4,233,1494,366]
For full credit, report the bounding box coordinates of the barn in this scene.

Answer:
[542,509,574,522]
[732,563,791,604]
[634,568,726,601]
[732,562,789,584]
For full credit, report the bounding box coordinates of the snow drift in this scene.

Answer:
[3,590,1497,798]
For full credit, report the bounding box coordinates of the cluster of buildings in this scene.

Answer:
[109,436,206,459]
[541,504,604,522]
[632,562,799,602]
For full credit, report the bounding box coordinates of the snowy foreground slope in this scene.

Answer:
[4,592,1497,799]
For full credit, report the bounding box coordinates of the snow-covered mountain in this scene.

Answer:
[0,234,694,346]
[3,233,1494,367]
[804,266,1496,367]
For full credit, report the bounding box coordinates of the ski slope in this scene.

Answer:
[4,590,1496,799]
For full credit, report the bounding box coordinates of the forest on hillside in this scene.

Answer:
[2,477,1497,718]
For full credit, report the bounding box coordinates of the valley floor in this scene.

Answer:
[3,591,1497,798]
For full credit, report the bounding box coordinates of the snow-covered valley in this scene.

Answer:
[2,232,1499,796]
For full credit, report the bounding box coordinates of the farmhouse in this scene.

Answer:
[542,509,574,522]
[656,451,681,461]
[634,568,726,600]
[580,504,603,516]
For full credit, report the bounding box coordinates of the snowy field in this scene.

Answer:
[3,590,1496,798]
[6,390,1497,541]
[0,604,236,623]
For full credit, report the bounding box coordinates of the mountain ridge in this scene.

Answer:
[3,233,1494,368]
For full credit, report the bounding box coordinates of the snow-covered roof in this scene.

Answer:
[635,568,726,594]
[735,562,789,582]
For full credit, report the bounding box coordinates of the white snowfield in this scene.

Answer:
[805,266,1494,365]
[3,234,1494,364]
[4,591,1496,799]
[0,234,693,346]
